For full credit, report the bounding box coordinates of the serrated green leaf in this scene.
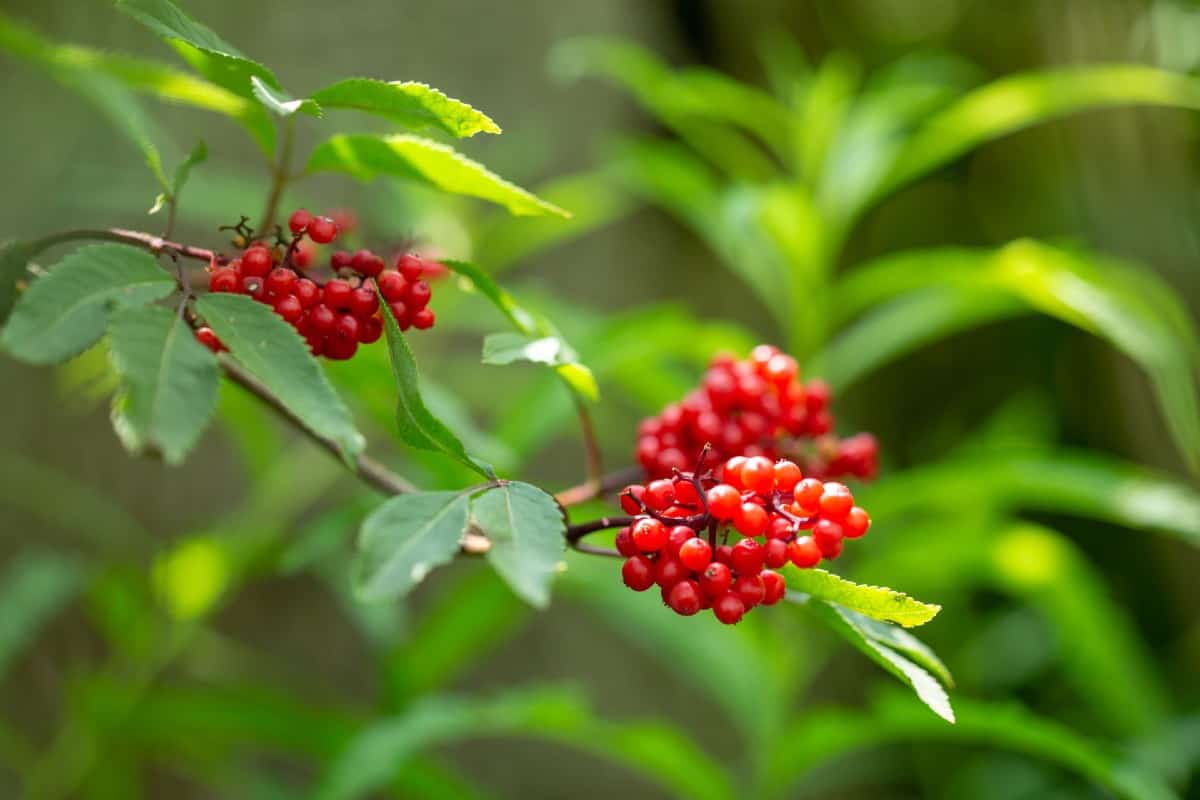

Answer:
[193,293,364,461]
[250,75,320,117]
[482,332,575,367]
[787,568,941,628]
[0,244,174,364]
[0,240,37,325]
[792,593,954,723]
[107,305,219,465]
[0,552,84,681]
[379,299,493,478]
[471,482,565,608]
[356,491,470,601]
[310,78,500,137]
[115,0,281,97]
[170,139,207,196]
[307,134,569,218]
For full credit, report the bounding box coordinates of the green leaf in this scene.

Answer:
[482,332,575,367]
[115,0,281,97]
[378,301,492,478]
[830,241,1200,474]
[0,552,84,681]
[355,491,470,601]
[307,134,570,218]
[170,139,207,197]
[193,293,364,461]
[0,240,37,325]
[470,482,565,608]
[879,64,1200,202]
[792,593,954,723]
[107,305,219,465]
[310,78,500,137]
[765,691,1176,800]
[786,569,941,628]
[1,244,175,365]
[250,75,320,117]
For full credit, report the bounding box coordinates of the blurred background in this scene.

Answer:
[1,0,1199,798]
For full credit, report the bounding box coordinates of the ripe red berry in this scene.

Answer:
[620,485,646,514]
[732,502,768,537]
[764,353,798,385]
[389,301,411,330]
[714,544,733,565]
[767,515,793,540]
[324,334,358,361]
[333,313,360,342]
[843,506,870,538]
[241,276,266,301]
[667,580,703,616]
[722,456,747,489]
[265,267,295,296]
[674,479,700,507]
[412,308,435,330]
[819,482,853,520]
[349,287,379,319]
[700,562,732,597]
[787,536,821,568]
[713,592,746,624]
[194,326,223,353]
[405,280,432,310]
[740,456,775,495]
[813,519,844,559]
[631,518,668,553]
[706,484,741,520]
[351,249,384,278]
[209,267,239,293]
[307,304,336,335]
[654,556,686,589]
[644,479,675,511]
[764,537,789,569]
[760,570,786,605]
[288,208,312,234]
[241,246,273,277]
[330,250,353,271]
[793,478,824,510]
[397,252,424,282]
[733,574,765,609]
[773,460,803,492]
[307,216,338,244]
[294,278,320,308]
[292,242,313,269]
[274,294,303,323]
[678,537,712,572]
[358,316,383,344]
[378,271,407,302]
[323,279,353,311]
[730,538,765,575]
[666,525,693,558]
[615,526,639,557]
[622,556,655,591]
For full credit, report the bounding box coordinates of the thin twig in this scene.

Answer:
[555,464,643,507]
[565,514,636,543]
[31,228,220,263]
[258,116,295,234]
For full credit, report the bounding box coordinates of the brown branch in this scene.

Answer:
[32,228,220,263]
[556,464,644,507]
[566,514,636,543]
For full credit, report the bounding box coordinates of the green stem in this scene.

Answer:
[258,117,295,234]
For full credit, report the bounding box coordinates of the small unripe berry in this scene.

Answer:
[678,537,712,572]
[622,556,655,591]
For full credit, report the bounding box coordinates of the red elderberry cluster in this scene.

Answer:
[194,209,440,360]
[635,345,878,482]
[616,453,870,624]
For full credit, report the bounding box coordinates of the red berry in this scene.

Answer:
[324,334,358,361]
[740,456,775,495]
[411,308,435,330]
[764,537,789,569]
[351,249,384,278]
[644,479,675,510]
[274,294,303,323]
[733,574,765,609]
[294,278,320,308]
[331,250,354,271]
[615,526,639,558]
[241,246,273,277]
[358,316,383,344]
[265,267,295,296]
[819,482,853,519]
[209,267,239,293]
[760,570,786,605]
[308,304,336,335]
[843,506,870,538]
[773,460,803,492]
[713,592,745,624]
[700,562,732,597]
[666,525,693,558]
[764,353,798,385]
[793,478,823,510]
[714,544,733,565]
[194,326,223,353]
[323,279,353,311]
[288,208,312,234]
[730,538,764,575]
[678,537,712,571]
[307,216,338,244]
[349,287,379,319]
[333,313,360,343]
[388,301,411,330]
[292,241,313,269]
[813,519,844,558]
[654,556,686,588]
[631,518,668,553]
[674,479,700,507]
[241,276,266,301]
[622,556,655,591]
[732,502,768,537]
[619,485,645,514]
[303,329,324,356]
[767,514,793,540]
[787,536,821,568]
[706,484,741,520]
[378,271,407,302]
[667,580,703,616]
[722,456,747,489]
[397,252,424,281]
[405,280,432,310]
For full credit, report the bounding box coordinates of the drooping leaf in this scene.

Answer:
[107,305,219,465]
[470,481,565,608]
[310,78,500,137]
[765,691,1175,800]
[1,244,175,364]
[378,301,492,478]
[115,0,282,97]
[792,593,954,722]
[830,241,1200,474]
[879,64,1200,203]
[0,552,84,681]
[482,332,575,367]
[307,134,569,218]
[785,569,941,628]
[250,75,320,117]
[193,293,365,460]
[355,491,470,601]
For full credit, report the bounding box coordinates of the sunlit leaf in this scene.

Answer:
[787,569,941,628]
[250,75,320,117]
[310,78,500,137]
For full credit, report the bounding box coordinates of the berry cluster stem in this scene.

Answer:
[258,116,295,234]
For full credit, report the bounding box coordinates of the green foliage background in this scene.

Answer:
[0,1,1198,798]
